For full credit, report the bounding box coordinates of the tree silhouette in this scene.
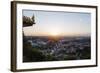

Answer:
[23,14,36,62]
[31,14,35,24]
[23,14,35,27]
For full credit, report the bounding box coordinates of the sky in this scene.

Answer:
[23,10,91,36]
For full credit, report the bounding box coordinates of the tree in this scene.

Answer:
[23,14,35,27]
[31,14,35,24]
[23,14,36,62]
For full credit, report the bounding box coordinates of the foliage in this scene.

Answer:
[80,46,91,59]
[23,41,46,62]
[23,15,35,27]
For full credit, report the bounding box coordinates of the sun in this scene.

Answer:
[50,31,60,36]
[47,28,61,37]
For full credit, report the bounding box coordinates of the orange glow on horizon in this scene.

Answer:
[49,32,60,36]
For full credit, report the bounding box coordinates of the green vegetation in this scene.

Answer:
[23,14,35,27]
[23,41,45,62]
[81,46,91,59]
[23,41,54,62]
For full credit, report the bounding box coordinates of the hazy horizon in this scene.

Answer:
[23,10,91,37]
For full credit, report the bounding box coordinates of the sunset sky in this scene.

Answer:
[23,10,91,36]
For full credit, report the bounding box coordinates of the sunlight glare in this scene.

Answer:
[49,28,61,36]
